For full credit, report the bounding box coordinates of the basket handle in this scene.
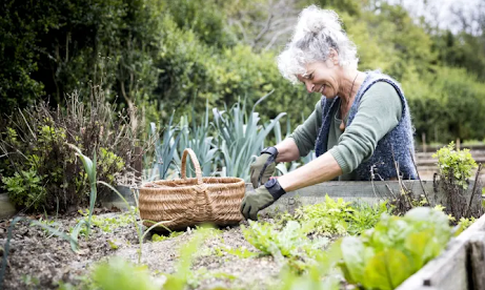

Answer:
[181,148,203,185]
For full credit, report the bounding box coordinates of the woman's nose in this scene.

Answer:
[305,82,314,93]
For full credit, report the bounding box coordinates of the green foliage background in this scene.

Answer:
[2,0,485,143]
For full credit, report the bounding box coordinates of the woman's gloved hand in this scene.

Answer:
[240,178,286,220]
[250,147,278,188]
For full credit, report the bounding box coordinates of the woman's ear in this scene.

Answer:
[329,48,339,66]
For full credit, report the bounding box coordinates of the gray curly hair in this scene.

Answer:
[277,5,359,84]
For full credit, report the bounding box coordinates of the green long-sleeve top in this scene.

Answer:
[289,81,403,181]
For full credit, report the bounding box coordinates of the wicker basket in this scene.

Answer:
[139,148,245,230]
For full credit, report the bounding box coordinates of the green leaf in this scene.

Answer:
[404,231,439,271]
[92,257,161,290]
[363,249,413,290]
[340,236,367,284]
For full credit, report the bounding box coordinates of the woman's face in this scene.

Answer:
[297,59,341,98]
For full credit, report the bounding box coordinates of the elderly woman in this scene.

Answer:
[240,5,417,220]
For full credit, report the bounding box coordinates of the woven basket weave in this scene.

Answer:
[139,148,245,230]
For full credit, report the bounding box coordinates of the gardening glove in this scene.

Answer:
[240,178,286,220]
[250,146,278,189]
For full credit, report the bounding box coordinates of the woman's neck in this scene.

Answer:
[339,70,364,108]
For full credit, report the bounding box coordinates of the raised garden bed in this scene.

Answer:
[0,181,483,290]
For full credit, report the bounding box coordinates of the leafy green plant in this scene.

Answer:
[294,195,353,236]
[275,241,342,290]
[347,201,391,235]
[215,245,257,259]
[242,220,328,273]
[2,169,47,211]
[338,207,452,290]
[276,197,390,239]
[433,142,477,189]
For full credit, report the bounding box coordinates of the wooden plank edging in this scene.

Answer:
[396,212,485,290]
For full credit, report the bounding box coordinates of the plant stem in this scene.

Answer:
[409,148,430,205]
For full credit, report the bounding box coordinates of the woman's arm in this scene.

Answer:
[276,100,322,162]
[278,151,342,191]
[274,138,300,162]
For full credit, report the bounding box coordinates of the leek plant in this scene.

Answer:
[97,181,171,264]
[69,144,98,250]
[213,92,286,181]
[174,102,219,177]
[147,114,181,181]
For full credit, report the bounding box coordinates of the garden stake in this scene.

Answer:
[465,163,482,218]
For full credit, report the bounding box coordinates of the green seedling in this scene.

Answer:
[78,209,134,233]
[162,227,213,290]
[21,274,40,289]
[151,231,184,242]
[68,144,98,251]
[219,245,257,259]
[98,180,171,264]
[91,257,163,290]
[242,220,328,273]
[458,216,476,231]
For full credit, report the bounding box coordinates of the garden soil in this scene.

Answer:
[0,211,292,290]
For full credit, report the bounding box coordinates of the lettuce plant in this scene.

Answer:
[339,207,452,290]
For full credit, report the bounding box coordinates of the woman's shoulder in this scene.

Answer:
[365,81,399,96]
[359,80,403,119]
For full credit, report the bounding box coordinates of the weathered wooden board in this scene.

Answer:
[1,180,480,213]
[255,180,481,215]
[467,232,485,290]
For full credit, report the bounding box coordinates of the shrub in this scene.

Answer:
[433,142,477,189]
[0,88,143,212]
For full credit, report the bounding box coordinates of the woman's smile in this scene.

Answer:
[318,84,326,94]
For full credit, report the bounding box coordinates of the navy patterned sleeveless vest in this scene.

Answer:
[314,70,417,180]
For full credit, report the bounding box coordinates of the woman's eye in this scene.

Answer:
[309,73,314,80]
